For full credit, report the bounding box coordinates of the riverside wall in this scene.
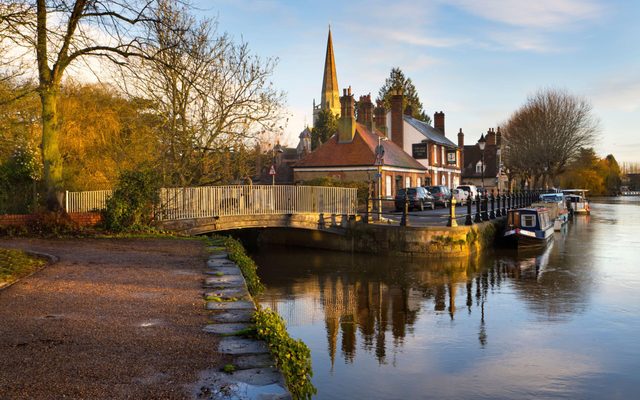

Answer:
[259,217,506,257]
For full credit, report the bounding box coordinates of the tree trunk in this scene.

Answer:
[40,85,63,211]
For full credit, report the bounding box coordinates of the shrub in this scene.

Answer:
[222,236,264,295]
[253,307,316,400]
[102,168,160,232]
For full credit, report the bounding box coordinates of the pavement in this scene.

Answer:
[0,237,224,399]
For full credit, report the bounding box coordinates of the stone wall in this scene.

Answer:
[259,218,505,257]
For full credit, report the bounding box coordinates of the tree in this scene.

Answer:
[311,109,337,150]
[502,88,599,188]
[600,154,622,195]
[1,0,164,210]
[122,1,284,186]
[377,67,431,124]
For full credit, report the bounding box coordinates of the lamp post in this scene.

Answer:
[375,136,387,221]
[478,134,486,190]
[271,142,283,185]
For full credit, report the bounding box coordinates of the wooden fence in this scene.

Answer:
[64,185,358,221]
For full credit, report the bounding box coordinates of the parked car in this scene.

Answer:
[394,187,435,211]
[425,185,451,207]
[452,189,469,205]
[456,185,478,201]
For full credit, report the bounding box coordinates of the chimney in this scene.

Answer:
[338,86,356,143]
[458,128,465,170]
[357,94,374,131]
[496,126,502,147]
[390,90,404,149]
[486,127,496,146]
[374,100,387,136]
[434,111,445,135]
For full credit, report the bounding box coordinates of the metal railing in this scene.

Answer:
[65,190,113,213]
[64,185,358,221]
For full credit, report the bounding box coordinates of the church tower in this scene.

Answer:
[313,27,340,124]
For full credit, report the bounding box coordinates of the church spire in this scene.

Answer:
[320,27,340,117]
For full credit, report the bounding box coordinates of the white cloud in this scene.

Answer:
[447,0,604,29]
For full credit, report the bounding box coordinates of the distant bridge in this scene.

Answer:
[621,191,640,196]
[65,185,359,234]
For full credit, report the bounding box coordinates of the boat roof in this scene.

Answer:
[508,207,547,213]
[562,189,589,192]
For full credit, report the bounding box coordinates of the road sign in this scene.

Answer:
[269,165,276,175]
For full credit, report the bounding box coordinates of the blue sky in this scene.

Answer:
[195,0,640,162]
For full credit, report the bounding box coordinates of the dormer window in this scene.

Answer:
[475,161,485,174]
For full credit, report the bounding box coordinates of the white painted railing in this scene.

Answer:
[65,190,113,212]
[156,185,358,221]
[64,185,359,221]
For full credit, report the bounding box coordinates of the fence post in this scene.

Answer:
[64,190,69,213]
[400,194,409,227]
[465,193,473,226]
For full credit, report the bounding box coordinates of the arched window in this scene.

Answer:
[475,161,485,174]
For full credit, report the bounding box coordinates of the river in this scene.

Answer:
[253,197,640,399]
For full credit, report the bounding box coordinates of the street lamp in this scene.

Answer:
[478,134,486,190]
[271,142,283,185]
[375,136,388,220]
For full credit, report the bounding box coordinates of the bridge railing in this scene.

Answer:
[155,185,358,221]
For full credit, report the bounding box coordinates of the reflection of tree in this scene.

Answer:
[255,240,592,367]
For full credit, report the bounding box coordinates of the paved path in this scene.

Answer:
[0,237,223,399]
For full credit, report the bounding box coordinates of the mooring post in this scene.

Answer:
[482,192,489,221]
[495,190,502,217]
[400,193,409,227]
[465,192,473,225]
[447,194,458,227]
[501,190,507,215]
[365,190,372,224]
[474,193,482,223]
[489,189,496,219]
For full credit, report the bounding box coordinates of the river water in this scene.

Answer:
[253,197,640,399]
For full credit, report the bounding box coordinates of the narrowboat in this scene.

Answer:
[534,193,569,230]
[504,208,554,248]
[562,189,590,215]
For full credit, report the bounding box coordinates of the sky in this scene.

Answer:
[194,0,639,162]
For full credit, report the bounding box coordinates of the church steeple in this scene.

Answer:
[320,27,340,118]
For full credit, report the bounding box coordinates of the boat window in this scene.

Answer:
[521,214,536,228]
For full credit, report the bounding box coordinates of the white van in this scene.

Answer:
[457,185,478,201]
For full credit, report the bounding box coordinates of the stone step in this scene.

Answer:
[209,253,229,260]
[203,323,253,335]
[205,288,248,300]
[218,337,269,355]
[209,310,254,323]
[206,300,255,311]
[234,354,275,370]
[204,266,242,276]
[204,275,245,286]
[207,258,236,268]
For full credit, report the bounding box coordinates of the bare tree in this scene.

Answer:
[122,1,285,186]
[1,0,163,210]
[502,88,599,188]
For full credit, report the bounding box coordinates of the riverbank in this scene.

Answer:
[0,237,223,399]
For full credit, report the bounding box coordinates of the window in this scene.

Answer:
[441,147,445,165]
[405,176,411,188]
[521,214,537,228]
[475,161,485,174]
[441,175,446,185]
[417,177,422,187]
[385,175,392,197]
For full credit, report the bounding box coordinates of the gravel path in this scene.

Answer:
[0,237,224,399]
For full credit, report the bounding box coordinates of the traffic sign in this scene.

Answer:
[269,165,276,175]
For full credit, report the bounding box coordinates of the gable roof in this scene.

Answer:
[462,144,499,178]
[404,115,458,148]
[294,123,426,170]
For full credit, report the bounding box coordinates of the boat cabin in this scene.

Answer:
[507,208,552,232]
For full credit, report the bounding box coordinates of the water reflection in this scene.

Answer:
[253,199,640,399]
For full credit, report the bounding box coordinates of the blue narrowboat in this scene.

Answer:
[504,208,554,248]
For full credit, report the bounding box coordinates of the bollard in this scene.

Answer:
[465,192,473,225]
[495,190,502,217]
[474,193,482,223]
[400,193,410,227]
[501,191,507,215]
[365,192,372,223]
[447,195,458,227]
[489,189,496,219]
[482,192,489,221]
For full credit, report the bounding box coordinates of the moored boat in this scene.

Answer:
[504,208,554,248]
[563,189,590,215]
[533,193,569,230]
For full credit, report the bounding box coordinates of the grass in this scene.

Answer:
[0,248,47,287]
